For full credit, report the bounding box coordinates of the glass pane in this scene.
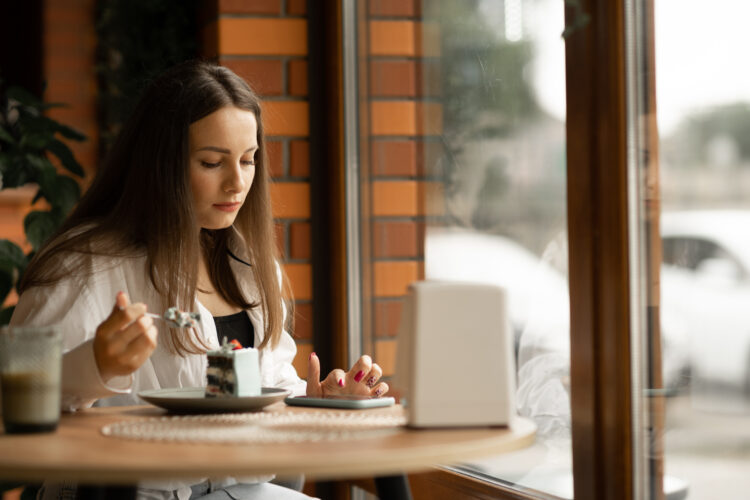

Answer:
[630,1,750,498]
[354,0,571,496]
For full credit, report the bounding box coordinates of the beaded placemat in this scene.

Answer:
[102,411,407,444]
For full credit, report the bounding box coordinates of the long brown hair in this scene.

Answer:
[19,60,290,354]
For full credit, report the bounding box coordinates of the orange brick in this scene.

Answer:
[374,261,418,297]
[370,60,416,97]
[369,0,419,17]
[284,262,312,300]
[290,221,311,260]
[218,0,281,14]
[287,0,306,15]
[374,300,403,338]
[375,339,397,376]
[373,221,418,258]
[372,181,418,216]
[371,101,415,136]
[370,21,415,57]
[369,21,440,57]
[293,302,313,340]
[271,182,310,218]
[289,140,310,177]
[293,341,313,378]
[218,18,307,56]
[371,101,442,136]
[371,141,417,177]
[265,140,284,178]
[263,101,309,137]
[221,59,283,96]
[45,4,95,26]
[288,59,308,96]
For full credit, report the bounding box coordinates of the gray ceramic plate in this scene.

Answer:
[138,387,290,413]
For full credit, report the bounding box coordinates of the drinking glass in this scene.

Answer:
[0,325,62,433]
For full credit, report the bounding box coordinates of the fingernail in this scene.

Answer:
[366,376,377,387]
[309,352,315,361]
[338,378,344,387]
[375,387,383,397]
[354,370,364,382]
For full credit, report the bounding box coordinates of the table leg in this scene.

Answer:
[374,475,413,500]
[76,485,137,499]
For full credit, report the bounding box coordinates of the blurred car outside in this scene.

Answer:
[424,214,750,401]
[660,209,750,399]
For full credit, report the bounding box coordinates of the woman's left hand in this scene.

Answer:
[306,353,389,398]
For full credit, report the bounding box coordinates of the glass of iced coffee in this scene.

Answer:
[0,325,62,433]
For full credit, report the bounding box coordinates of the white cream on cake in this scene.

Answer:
[205,338,261,398]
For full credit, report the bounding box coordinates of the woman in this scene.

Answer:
[11,60,388,499]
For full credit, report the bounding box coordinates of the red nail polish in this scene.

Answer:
[338,378,344,387]
[309,352,315,361]
[354,370,364,382]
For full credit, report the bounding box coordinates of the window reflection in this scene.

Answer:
[416,0,571,496]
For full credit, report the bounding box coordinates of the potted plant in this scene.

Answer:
[0,82,85,324]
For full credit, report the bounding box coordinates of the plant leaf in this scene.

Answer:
[2,156,29,188]
[26,155,57,198]
[6,86,43,108]
[0,125,14,144]
[0,239,27,272]
[52,121,86,142]
[47,139,85,177]
[0,306,15,326]
[19,131,52,150]
[52,175,81,214]
[24,211,58,251]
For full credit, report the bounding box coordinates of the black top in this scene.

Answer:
[213,311,254,349]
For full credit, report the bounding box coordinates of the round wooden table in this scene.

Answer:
[0,403,536,498]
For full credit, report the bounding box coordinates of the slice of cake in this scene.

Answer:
[205,338,261,398]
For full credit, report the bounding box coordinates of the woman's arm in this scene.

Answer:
[11,279,156,411]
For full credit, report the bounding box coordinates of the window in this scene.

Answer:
[347,0,572,497]
[631,1,750,498]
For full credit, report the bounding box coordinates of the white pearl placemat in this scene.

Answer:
[102,411,407,444]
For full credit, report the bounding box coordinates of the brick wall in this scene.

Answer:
[0,0,98,307]
[202,0,313,378]
[366,0,442,378]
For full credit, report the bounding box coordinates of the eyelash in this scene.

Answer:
[200,160,255,168]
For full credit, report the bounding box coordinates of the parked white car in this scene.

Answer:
[661,210,750,396]
[425,214,750,398]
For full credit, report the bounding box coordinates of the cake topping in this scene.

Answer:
[164,307,201,328]
[214,336,244,353]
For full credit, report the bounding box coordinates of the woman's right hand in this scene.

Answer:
[93,292,158,382]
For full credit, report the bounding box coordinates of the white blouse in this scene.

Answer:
[11,243,307,497]
[11,247,306,411]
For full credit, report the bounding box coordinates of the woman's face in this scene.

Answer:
[188,106,258,230]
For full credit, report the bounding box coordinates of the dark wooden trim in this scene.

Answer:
[350,469,564,500]
[308,0,349,376]
[565,1,633,499]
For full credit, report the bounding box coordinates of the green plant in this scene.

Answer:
[0,82,85,323]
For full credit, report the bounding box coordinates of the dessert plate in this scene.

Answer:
[138,387,290,413]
